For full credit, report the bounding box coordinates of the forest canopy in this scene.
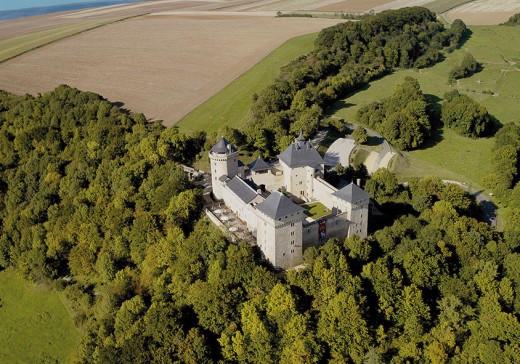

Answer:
[0,86,519,363]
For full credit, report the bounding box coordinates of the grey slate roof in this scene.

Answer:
[332,182,370,203]
[278,139,324,169]
[226,176,258,203]
[255,191,304,220]
[210,136,236,154]
[249,157,271,172]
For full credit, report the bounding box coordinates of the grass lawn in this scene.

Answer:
[176,32,320,135]
[0,269,79,363]
[328,25,520,190]
[302,201,331,220]
[0,17,126,63]
[351,148,370,165]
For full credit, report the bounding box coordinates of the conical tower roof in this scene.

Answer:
[210,136,236,154]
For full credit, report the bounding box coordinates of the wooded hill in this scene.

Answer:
[240,8,466,155]
[0,85,519,363]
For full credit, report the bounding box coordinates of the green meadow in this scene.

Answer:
[0,17,125,63]
[329,25,520,189]
[0,270,79,363]
[176,32,320,135]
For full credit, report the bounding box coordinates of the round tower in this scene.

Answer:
[209,136,239,200]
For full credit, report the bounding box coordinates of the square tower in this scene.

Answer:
[255,191,305,270]
[332,183,370,237]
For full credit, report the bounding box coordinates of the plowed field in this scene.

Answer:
[446,0,520,24]
[0,14,341,125]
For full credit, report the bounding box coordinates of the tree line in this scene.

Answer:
[484,122,520,242]
[501,12,520,26]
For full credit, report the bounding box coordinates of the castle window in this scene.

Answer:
[291,223,295,227]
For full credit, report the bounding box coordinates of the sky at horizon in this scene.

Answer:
[0,0,134,12]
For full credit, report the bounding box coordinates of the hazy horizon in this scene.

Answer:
[0,0,141,12]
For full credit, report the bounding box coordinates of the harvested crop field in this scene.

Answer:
[446,0,520,25]
[316,0,395,12]
[0,0,209,40]
[369,0,433,12]
[0,14,341,126]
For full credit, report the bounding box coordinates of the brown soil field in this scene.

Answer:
[0,0,210,40]
[316,0,395,12]
[446,0,520,25]
[0,14,341,126]
[370,0,433,12]
[446,11,519,24]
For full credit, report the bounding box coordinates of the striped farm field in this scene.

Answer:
[0,13,342,127]
[446,0,520,24]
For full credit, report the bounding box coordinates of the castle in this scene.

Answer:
[209,132,370,270]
